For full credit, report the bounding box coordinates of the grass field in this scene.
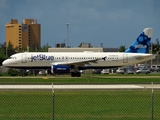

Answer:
[0,90,52,120]
[1,75,160,119]
[0,90,160,120]
[0,74,160,83]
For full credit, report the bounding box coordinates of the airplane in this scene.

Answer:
[2,28,155,77]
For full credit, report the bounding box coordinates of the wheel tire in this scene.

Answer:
[71,72,76,77]
[76,72,81,77]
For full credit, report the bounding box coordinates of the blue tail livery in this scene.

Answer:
[125,28,153,53]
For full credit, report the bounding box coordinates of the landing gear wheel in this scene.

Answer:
[71,72,81,77]
[71,72,76,77]
[76,72,81,77]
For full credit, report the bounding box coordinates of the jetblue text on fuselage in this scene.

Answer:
[31,54,54,62]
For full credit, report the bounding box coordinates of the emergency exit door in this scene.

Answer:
[123,54,128,63]
[22,54,27,63]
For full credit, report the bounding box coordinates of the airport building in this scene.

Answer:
[48,48,103,52]
[5,19,41,51]
[49,42,119,52]
[48,47,119,52]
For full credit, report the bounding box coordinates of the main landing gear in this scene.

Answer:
[71,72,81,77]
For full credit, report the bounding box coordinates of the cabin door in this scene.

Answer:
[22,54,27,63]
[123,54,128,63]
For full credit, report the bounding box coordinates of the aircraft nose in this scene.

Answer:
[2,60,8,66]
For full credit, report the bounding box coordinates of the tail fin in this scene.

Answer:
[125,28,153,53]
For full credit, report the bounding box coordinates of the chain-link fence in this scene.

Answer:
[0,86,160,119]
[0,90,52,120]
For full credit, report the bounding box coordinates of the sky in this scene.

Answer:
[0,0,160,48]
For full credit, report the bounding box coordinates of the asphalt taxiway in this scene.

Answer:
[0,84,160,90]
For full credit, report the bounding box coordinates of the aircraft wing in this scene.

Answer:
[50,58,101,66]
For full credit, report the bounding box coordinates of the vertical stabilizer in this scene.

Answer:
[125,28,153,53]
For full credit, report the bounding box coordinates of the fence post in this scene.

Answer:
[151,82,154,120]
[52,83,54,120]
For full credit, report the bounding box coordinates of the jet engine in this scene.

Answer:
[51,65,70,74]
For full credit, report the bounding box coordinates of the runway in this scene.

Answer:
[0,84,160,90]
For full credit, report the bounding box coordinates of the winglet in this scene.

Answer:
[125,28,153,53]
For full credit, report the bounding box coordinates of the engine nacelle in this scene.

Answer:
[51,65,70,74]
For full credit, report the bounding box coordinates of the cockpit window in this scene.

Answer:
[8,57,17,59]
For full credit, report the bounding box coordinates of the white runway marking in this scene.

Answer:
[0,85,144,89]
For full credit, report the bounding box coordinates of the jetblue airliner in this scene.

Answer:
[2,28,155,77]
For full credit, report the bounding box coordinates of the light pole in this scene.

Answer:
[151,43,153,66]
[66,23,70,47]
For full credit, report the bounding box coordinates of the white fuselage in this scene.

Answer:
[2,52,155,69]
